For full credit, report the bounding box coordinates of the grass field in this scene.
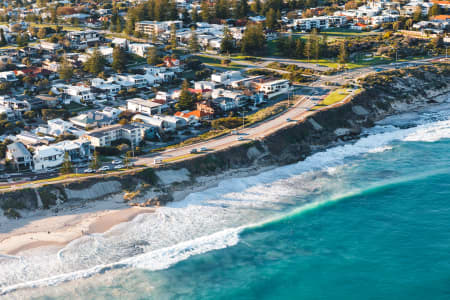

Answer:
[196,55,248,70]
[321,89,352,105]
[162,154,196,163]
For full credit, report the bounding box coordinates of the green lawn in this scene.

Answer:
[321,88,351,105]
[196,55,248,70]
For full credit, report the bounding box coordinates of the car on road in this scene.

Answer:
[190,148,198,154]
[237,137,244,141]
[114,164,125,169]
[200,147,208,151]
[84,168,94,173]
[231,130,238,135]
[98,166,110,172]
[112,160,122,165]
[154,158,163,164]
[286,118,292,122]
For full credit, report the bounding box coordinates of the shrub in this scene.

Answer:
[4,208,21,219]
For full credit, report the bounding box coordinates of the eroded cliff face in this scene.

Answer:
[1,64,449,212]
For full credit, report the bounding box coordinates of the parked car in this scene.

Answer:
[154,158,163,164]
[112,160,122,165]
[237,137,244,141]
[98,166,110,171]
[200,147,208,151]
[84,168,94,173]
[190,148,198,154]
[114,164,125,169]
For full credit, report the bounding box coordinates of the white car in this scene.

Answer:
[112,160,122,165]
[237,137,244,141]
[84,168,94,173]
[114,164,125,169]
[98,166,110,171]
[200,147,208,151]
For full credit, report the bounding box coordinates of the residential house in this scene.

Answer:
[66,30,103,50]
[127,98,164,115]
[128,43,153,57]
[64,85,95,104]
[6,142,33,171]
[257,79,290,99]
[69,111,116,129]
[0,71,18,84]
[91,78,121,96]
[33,145,65,171]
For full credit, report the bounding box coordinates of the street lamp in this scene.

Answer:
[241,109,247,131]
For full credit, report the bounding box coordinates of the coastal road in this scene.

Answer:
[135,57,444,166]
[0,57,443,190]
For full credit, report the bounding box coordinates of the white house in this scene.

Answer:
[258,79,290,99]
[33,145,65,171]
[128,43,153,57]
[127,98,164,115]
[91,78,121,96]
[6,142,33,171]
[64,85,95,104]
[211,71,243,85]
[0,71,18,83]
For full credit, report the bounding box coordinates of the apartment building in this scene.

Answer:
[84,124,144,147]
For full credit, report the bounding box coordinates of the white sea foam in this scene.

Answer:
[403,119,450,142]
[1,107,450,296]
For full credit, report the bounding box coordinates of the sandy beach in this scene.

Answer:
[0,200,154,256]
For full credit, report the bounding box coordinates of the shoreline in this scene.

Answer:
[0,205,154,256]
[1,65,448,257]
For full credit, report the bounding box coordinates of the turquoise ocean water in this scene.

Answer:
[2,101,450,299]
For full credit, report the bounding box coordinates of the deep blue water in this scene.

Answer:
[141,139,450,300]
[3,104,450,299]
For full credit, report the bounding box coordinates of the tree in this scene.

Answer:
[406,18,413,30]
[200,1,210,22]
[59,57,73,81]
[89,151,101,170]
[266,8,277,30]
[338,40,348,65]
[310,29,320,59]
[112,46,128,73]
[188,28,200,53]
[240,0,250,18]
[0,29,7,46]
[220,26,234,54]
[60,152,73,174]
[304,35,312,61]
[192,7,199,23]
[241,24,265,55]
[147,46,162,65]
[176,80,195,110]
[170,24,177,49]
[83,48,106,75]
[393,21,400,32]
[37,27,47,39]
[51,7,58,24]
[23,110,36,120]
[252,0,262,14]
[294,38,304,58]
[413,6,422,22]
[428,3,441,17]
